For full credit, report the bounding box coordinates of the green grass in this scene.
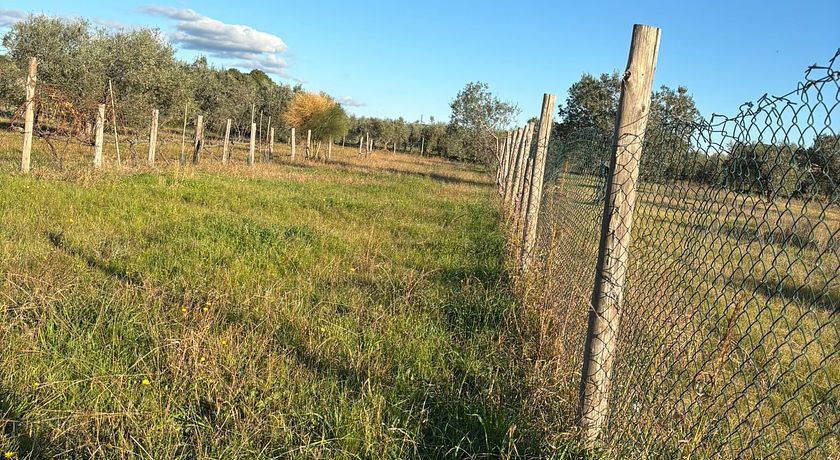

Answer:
[0,145,584,458]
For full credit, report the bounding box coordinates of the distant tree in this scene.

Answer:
[723,142,803,198]
[447,81,517,164]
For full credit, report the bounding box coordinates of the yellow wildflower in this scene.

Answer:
[4,452,16,459]
[141,378,151,386]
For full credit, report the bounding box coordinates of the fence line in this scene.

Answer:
[495,23,838,459]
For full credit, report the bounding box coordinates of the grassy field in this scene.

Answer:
[0,132,585,458]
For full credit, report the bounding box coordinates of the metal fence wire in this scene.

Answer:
[535,50,839,458]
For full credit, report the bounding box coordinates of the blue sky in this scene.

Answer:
[1,0,838,125]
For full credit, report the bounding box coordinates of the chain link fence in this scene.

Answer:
[531,49,839,458]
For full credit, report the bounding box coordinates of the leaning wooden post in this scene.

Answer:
[21,57,37,173]
[306,129,312,158]
[248,123,256,166]
[358,136,364,154]
[269,127,275,160]
[578,24,661,445]
[148,108,159,166]
[192,115,204,165]
[291,127,297,160]
[222,118,232,164]
[420,136,425,156]
[519,93,557,272]
[93,104,106,168]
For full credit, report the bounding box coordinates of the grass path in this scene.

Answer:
[0,147,577,458]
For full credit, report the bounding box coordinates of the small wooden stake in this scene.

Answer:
[578,24,661,445]
[21,57,37,173]
[222,119,232,164]
[148,108,159,166]
[93,104,105,168]
[291,127,297,160]
[248,122,256,166]
[269,127,275,160]
[108,80,121,166]
[192,115,204,164]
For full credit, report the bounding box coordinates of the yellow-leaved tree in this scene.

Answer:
[282,92,350,157]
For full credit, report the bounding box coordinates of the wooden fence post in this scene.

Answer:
[21,57,37,173]
[497,131,511,194]
[507,126,529,215]
[291,127,297,160]
[269,127,275,160]
[148,108,159,166]
[358,135,363,154]
[222,119,231,164]
[519,93,557,272]
[514,121,536,240]
[502,130,515,196]
[503,128,523,208]
[328,138,332,161]
[93,104,105,168]
[578,24,661,445]
[180,103,188,165]
[248,122,256,166]
[192,115,204,165]
[420,136,425,156]
[108,80,121,166]
[306,129,312,158]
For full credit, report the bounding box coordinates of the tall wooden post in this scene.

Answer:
[505,127,526,211]
[93,104,105,168]
[519,93,557,272]
[148,108,159,166]
[306,129,312,158]
[291,127,297,160]
[359,136,363,154]
[327,138,332,161]
[269,127,275,160]
[578,24,661,445]
[502,131,515,196]
[21,57,37,173]
[222,119,232,164]
[514,122,536,239]
[248,123,256,166]
[192,115,204,165]
[420,136,425,156]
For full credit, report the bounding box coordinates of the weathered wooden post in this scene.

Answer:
[328,138,333,161]
[306,129,312,158]
[502,130,515,196]
[291,127,297,160]
[505,127,526,211]
[21,57,37,173]
[497,131,511,194]
[514,122,536,239]
[192,115,204,165]
[519,93,557,272]
[148,108,159,166]
[578,24,661,445]
[248,122,256,166]
[420,136,425,156]
[93,104,106,168]
[180,103,188,165]
[222,119,232,164]
[269,127,275,160]
[359,136,364,154]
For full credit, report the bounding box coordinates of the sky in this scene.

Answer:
[1,0,838,125]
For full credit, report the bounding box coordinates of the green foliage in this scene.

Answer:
[447,81,517,164]
[723,142,804,198]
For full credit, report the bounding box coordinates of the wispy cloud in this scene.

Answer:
[337,96,365,108]
[0,8,27,28]
[139,5,290,78]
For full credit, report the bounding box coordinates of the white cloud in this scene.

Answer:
[0,8,27,28]
[337,96,365,108]
[139,5,290,78]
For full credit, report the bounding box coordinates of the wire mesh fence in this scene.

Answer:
[528,49,839,458]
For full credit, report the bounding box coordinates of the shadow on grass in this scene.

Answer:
[0,387,49,459]
[325,159,493,188]
[45,231,144,286]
